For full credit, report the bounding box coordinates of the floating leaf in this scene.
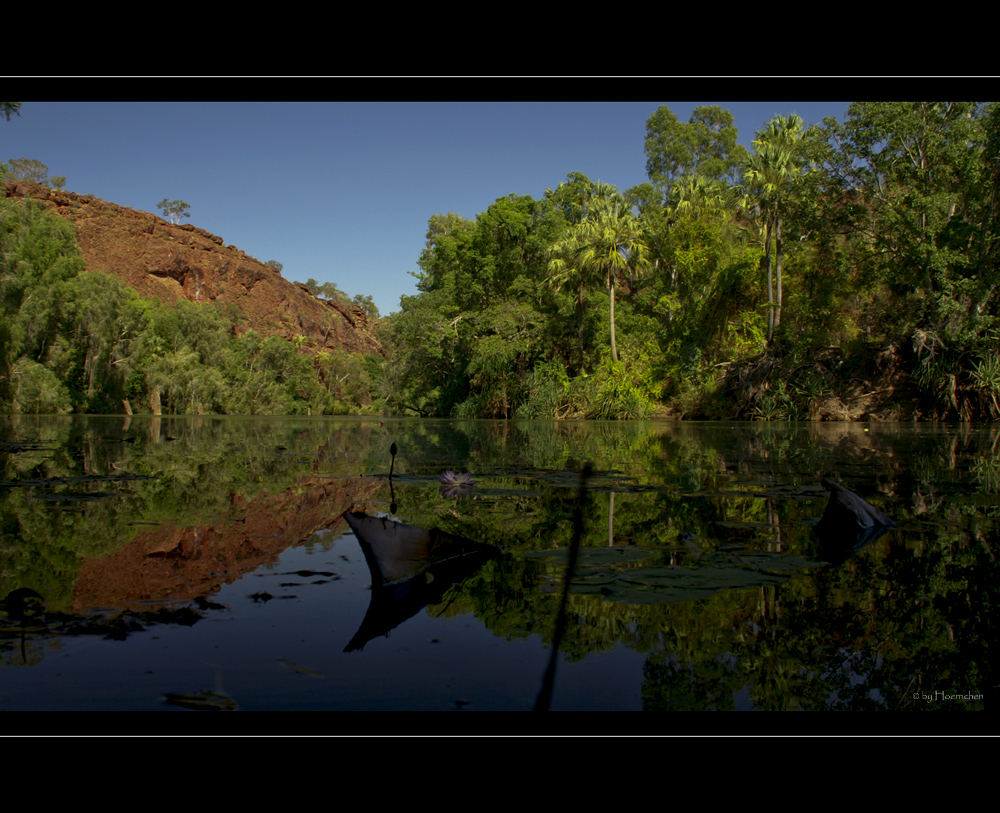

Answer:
[279,659,325,678]
[164,691,238,711]
[525,546,655,567]
[525,545,824,606]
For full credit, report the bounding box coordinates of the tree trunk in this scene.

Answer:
[764,219,774,346]
[774,213,783,335]
[151,386,162,415]
[609,273,618,363]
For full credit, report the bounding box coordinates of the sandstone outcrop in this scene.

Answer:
[3,181,382,357]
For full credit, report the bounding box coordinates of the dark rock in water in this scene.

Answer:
[813,478,894,562]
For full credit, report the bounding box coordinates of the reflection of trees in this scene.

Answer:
[1,416,388,612]
[397,419,999,710]
[3,416,999,709]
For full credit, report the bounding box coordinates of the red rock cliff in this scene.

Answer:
[3,180,382,357]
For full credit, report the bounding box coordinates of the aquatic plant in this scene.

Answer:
[440,470,476,498]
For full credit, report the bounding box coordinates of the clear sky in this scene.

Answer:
[2,100,851,317]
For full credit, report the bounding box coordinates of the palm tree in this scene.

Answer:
[547,227,593,372]
[547,182,645,370]
[743,115,806,345]
[671,174,734,219]
[573,195,650,363]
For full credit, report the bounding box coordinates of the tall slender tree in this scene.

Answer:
[743,115,806,344]
[571,194,650,363]
[546,177,619,371]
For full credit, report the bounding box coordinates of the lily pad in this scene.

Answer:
[526,546,824,606]
[525,545,656,567]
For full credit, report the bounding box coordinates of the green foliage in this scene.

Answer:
[156,198,190,224]
[6,157,49,185]
[0,199,87,403]
[752,380,798,421]
[8,357,71,413]
[222,330,330,415]
[970,352,1000,418]
[819,102,989,337]
[0,198,377,416]
[516,359,572,419]
[1,102,21,122]
[351,293,380,321]
[586,349,659,420]
[644,105,749,190]
[316,351,373,413]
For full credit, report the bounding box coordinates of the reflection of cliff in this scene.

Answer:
[70,476,381,612]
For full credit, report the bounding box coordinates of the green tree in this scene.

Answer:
[561,193,650,364]
[0,199,86,404]
[414,212,476,294]
[819,102,989,341]
[547,224,592,372]
[296,277,352,305]
[545,173,614,371]
[8,356,71,413]
[1,102,21,122]
[377,289,464,416]
[644,105,749,192]
[157,198,191,224]
[742,114,807,344]
[61,271,149,411]
[352,293,380,321]
[6,157,49,185]
[145,347,229,414]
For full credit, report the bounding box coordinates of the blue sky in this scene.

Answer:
[2,100,850,316]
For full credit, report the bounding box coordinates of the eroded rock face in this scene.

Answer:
[3,181,382,357]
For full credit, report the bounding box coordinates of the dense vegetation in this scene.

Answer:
[0,198,378,415]
[378,102,1000,421]
[4,101,999,420]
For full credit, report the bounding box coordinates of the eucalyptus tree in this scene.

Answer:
[644,105,749,193]
[156,199,190,225]
[62,271,150,411]
[821,102,988,332]
[6,158,49,185]
[742,114,807,345]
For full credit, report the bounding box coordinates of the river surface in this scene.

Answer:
[1,415,998,717]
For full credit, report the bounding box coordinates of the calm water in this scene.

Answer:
[2,414,998,716]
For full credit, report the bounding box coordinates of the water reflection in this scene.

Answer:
[343,511,498,652]
[1,415,998,712]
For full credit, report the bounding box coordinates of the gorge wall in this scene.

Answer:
[3,180,382,358]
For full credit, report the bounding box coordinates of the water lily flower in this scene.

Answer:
[440,470,476,497]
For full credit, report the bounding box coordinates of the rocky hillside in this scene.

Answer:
[3,180,382,357]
